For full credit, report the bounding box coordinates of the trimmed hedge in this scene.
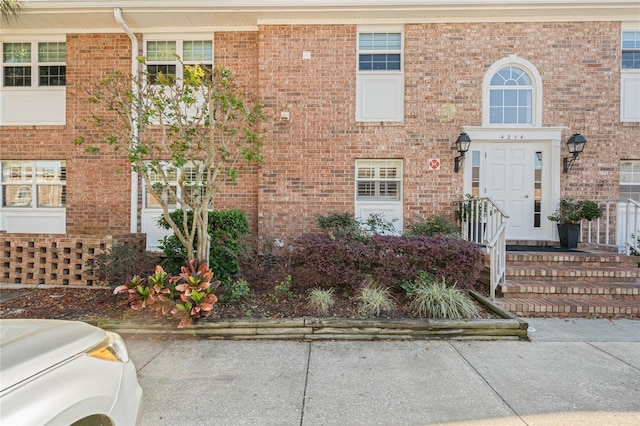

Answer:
[290,234,483,292]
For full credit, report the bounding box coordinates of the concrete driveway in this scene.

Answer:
[125,318,640,425]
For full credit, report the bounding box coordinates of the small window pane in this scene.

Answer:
[2,161,33,182]
[4,185,32,207]
[39,65,66,86]
[147,64,176,83]
[37,185,65,207]
[147,41,176,61]
[38,42,66,62]
[183,41,212,62]
[36,161,66,183]
[3,43,31,63]
[359,33,401,51]
[3,66,31,86]
[504,90,517,106]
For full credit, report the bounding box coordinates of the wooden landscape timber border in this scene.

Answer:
[96,292,530,341]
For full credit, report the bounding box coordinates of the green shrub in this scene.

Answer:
[316,212,397,240]
[406,272,479,319]
[157,209,249,280]
[405,215,459,237]
[87,246,162,289]
[271,275,293,301]
[357,281,394,317]
[218,278,251,302]
[307,287,335,316]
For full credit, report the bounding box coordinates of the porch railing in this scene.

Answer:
[459,196,509,300]
[581,199,640,255]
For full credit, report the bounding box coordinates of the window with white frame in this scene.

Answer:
[621,30,640,122]
[0,39,67,125]
[489,67,533,125]
[356,160,402,201]
[2,42,66,87]
[1,160,66,208]
[143,162,209,209]
[356,28,404,122]
[145,38,212,83]
[620,160,640,201]
[482,55,542,127]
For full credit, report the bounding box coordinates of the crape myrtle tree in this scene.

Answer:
[75,57,267,262]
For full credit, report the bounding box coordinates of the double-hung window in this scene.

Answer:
[0,160,66,233]
[2,42,66,88]
[621,30,640,122]
[356,27,404,122]
[354,160,403,234]
[0,39,66,125]
[145,38,213,83]
[620,161,640,201]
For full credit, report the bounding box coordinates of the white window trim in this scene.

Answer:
[621,25,640,123]
[143,34,214,82]
[0,36,67,126]
[354,159,403,234]
[482,55,542,128]
[1,37,66,89]
[356,25,404,123]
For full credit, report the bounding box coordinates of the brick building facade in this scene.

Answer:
[1,1,639,284]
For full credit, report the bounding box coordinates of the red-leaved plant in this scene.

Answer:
[114,259,220,328]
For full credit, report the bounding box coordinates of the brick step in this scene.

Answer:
[502,252,640,268]
[496,297,640,318]
[505,265,639,282]
[499,280,639,299]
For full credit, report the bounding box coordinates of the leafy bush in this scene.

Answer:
[307,287,335,316]
[218,278,251,302]
[271,275,293,301]
[316,212,398,240]
[114,259,220,328]
[405,215,459,238]
[290,234,483,293]
[406,272,479,319]
[158,209,249,280]
[236,236,291,292]
[357,281,394,317]
[87,246,163,289]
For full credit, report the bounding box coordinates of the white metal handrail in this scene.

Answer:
[458,196,509,300]
[581,199,640,255]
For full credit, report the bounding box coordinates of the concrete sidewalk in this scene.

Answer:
[125,318,640,426]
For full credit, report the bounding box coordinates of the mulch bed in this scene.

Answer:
[0,286,500,325]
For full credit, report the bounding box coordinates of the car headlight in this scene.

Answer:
[86,331,129,363]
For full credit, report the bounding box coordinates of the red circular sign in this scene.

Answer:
[429,159,440,170]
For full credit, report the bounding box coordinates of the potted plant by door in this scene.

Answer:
[456,194,487,242]
[548,199,603,248]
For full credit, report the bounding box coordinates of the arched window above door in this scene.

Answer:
[483,55,542,127]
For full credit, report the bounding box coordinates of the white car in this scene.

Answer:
[0,319,142,426]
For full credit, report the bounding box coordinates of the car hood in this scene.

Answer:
[0,319,107,392]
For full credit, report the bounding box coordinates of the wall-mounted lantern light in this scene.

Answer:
[563,133,587,173]
[454,132,471,173]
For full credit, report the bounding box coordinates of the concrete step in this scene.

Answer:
[496,297,640,318]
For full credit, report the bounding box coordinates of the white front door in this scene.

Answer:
[471,142,550,240]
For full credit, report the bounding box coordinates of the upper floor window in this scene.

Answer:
[489,67,532,125]
[356,27,404,122]
[622,31,640,69]
[1,160,66,208]
[621,29,640,122]
[482,55,542,127]
[145,38,212,83]
[2,42,66,87]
